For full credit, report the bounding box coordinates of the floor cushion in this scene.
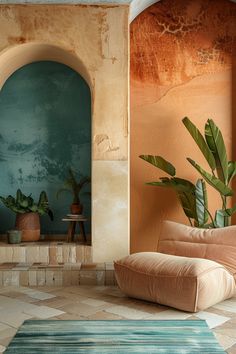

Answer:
[114,252,236,312]
[159,221,236,279]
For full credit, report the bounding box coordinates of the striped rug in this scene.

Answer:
[5,319,225,353]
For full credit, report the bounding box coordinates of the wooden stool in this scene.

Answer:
[62,216,87,243]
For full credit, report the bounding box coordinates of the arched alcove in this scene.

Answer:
[0,4,130,262]
[130,0,236,253]
[0,60,91,236]
[130,0,236,22]
[0,43,92,92]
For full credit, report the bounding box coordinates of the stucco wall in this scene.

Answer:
[0,61,91,235]
[130,0,236,253]
[0,4,129,262]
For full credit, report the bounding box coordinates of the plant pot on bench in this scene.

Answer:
[0,189,53,242]
[15,212,40,242]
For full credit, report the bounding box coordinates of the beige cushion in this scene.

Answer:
[159,221,236,278]
[114,252,236,312]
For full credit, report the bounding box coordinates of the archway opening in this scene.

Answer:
[0,60,91,239]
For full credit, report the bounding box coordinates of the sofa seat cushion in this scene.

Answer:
[114,252,236,312]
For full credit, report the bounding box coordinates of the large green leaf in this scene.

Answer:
[147,177,197,220]
[228,161,236,184]
[171,177,195,192]
[214,210,230,228]
[214,210,225,228]
[205,119,228,184]
[182,117,216,171]
[16,189,23,204]
[187,158,233,196]
[177,190,197,220]
[147,177,195,192]
[220,204,236,217]
[139,155,176,176]
[195,179,208,226]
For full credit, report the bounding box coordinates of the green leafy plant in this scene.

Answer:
[57,168,91,204]
[0,189,53,220]
[140,117,236,228]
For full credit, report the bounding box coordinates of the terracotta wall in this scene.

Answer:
[130,0,236,253]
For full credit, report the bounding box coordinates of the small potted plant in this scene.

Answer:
[0,189,53,242]
[57,168,91,215]
[7,229,22,244]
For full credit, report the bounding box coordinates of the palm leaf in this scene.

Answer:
[195,179,208,226]
[139,155,176,176]
[56,188,72,199]
[228,161,236,184]
[182,117,216,171]
[187,158,233,196]
[205,119,228,184]
[77,176,91,191]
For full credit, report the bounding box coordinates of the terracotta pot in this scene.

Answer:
[15,212,40,242]
[70,203,83,215]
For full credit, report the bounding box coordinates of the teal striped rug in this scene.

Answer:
[5,320,225,353]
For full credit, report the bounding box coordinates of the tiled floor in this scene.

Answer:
[0,286,235,353]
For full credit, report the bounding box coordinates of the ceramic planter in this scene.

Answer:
[7,229,22,244]
[70,203,83,215]
[15,212,40,242]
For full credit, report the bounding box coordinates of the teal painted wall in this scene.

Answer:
[0,61,91,235]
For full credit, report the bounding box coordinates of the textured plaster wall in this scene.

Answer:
[130,0,236,253]
[0,4,129,262]
[0,61,91,235]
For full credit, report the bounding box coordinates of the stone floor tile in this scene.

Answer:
[59,302,102,317]
[56,313,86,320]
[81,298,110,307]
[0,310,32,328]
[46,290,86,302]
[0,336,14,348]
[0,327,17,340]
[214,327,236,339]
[227,343,236,354]
[214,299,236,314]
[34,297,74,309]
[196,311,230,329]
[24,305,65,319]
[214,332,236,350]
[105,305,152,319]
[145,309,192,320]
[0,323,12,333]
[19,288,56,300]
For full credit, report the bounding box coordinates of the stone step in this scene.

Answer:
[0,241,92,264]
[0,262,116,287]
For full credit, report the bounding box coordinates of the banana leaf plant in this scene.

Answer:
[140,118,236,228]
[0,189,53,220]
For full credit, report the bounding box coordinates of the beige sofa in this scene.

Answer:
[114,221,236,312]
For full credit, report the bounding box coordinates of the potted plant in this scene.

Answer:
[0,189,53,241]
[57,168,91,215]
[7,229,22,244]
[140,117,236,228]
